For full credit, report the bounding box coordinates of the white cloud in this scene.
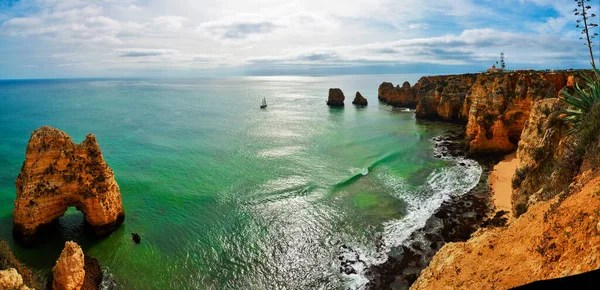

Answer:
[0,0,594,77]
[115,48,180,57]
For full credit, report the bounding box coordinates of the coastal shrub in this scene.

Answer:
[561,67,600,134]
[547,111,562,128]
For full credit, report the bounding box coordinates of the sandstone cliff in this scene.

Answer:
[380,70,590,155]
[409,71,600,289]
[377,82,394,102]
[13,126,125,243]
[411,175,600,290]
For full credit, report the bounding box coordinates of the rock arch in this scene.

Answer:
[13,126,125,243]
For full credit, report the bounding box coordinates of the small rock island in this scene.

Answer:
[352,91,368,106]
[327,88,345,106]
[13,126,125,243]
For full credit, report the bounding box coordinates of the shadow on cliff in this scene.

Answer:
[510,268,600,290]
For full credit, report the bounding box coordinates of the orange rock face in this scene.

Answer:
[386,71,591,155]
[377,82,394,102]
[13,126,125,242]
[387,83,418,107]
[510,98,579,216]
[411,176,600,290]
[0,268,27,290]
[53,241,85,290]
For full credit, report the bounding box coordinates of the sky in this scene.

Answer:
[0,0,599,79]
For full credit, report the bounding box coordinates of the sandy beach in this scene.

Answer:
[490,152,517,217]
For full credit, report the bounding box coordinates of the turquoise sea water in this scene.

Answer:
[0,75,481,289]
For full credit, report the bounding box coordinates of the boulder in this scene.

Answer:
[327,88,345,106]
[0,268,30,290]
[83,255,103,290]
[352,91,368,106]
[53,241,85,290]
[13,126,125,243]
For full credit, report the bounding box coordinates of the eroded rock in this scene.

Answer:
[13,126,125,243]
[0,268,29,290]
[352,91,368,106]
[53,241,85,290]
[327,88,345,106]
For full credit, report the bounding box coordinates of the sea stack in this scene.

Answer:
[53,241,85,290]
[13,126,125,243]
[327,88,345,106]
[352,91,368,106]
[378,82,394,102]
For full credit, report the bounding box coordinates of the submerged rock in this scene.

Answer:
[131,233,141,244]
[327,88,345,106]
[352,91,368,106]
[13,126,125,244]
[53,241,85,290]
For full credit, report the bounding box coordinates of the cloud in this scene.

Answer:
[246,28,585,68]
[0,0,595,78]
[0,4,122,44]
[115,48,180,57]
[198,20,278,40]
[146,16,187,33]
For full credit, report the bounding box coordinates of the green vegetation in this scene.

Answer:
[561,68,600,134]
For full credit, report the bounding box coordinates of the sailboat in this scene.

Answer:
[260,97,267,109]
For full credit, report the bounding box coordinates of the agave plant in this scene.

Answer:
[561,67,600,134]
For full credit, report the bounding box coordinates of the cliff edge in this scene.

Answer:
[410,72,600,289]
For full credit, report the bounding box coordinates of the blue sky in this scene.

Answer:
[0,0,598,79]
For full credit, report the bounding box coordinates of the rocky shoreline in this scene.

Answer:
[360,129,503,289]
[363,69,597,289]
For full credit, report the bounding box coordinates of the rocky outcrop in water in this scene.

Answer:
[327,88,345,106]
[82,255,103,290]
[53,241,85,290]
[51,241,103,290]
[13,126,125,243]
[352,91,368,106]
[387,82,418,107]
[378,82,394,102]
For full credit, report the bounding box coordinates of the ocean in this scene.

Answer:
[0,75,481,289]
